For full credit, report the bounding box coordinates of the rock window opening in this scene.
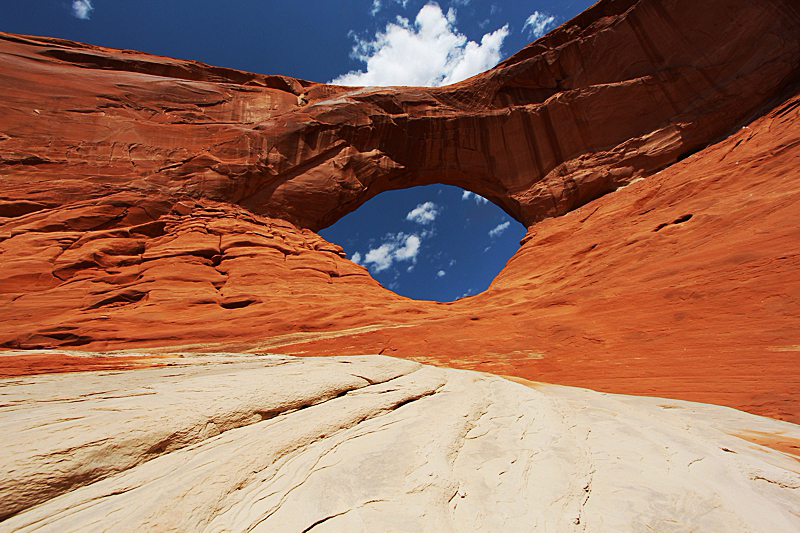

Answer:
[319,184,526,302]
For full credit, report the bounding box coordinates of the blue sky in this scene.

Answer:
[321,185,525,301]
[1,0,596,302]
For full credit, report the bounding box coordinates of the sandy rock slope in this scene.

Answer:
[1,354,798,532]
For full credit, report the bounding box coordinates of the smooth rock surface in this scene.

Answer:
[1,354,798,532]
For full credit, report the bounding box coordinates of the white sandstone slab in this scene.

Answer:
[0,354,798,532]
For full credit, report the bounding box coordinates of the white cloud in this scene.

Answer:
[437,270,446,277]
[360,233,421,273]
[71,0,93,20]
[351,251,362,264]
[406,201,439,224]
[364,243,395,271]
[523,11,555,39]
[394,234,421,260]
[331,4,509,87]
[372,0,409,16]
[489,221,510,237]
[461,190,488,204]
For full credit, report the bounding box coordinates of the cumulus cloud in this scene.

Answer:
[71,0,93,20]
[360,233,421,273]
[437,270,446,277]
[364,244,395,271]
[406,201,439,224]
[331,4,509,87]
[394,234,421,260]
[461,190,488,204]
[523,11,556,39]
[489,221,510,237]
[351,251,362,264]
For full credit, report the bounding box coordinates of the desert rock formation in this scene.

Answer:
[1,0,799,229]
[2,354,799,532]
[1,0,799,425]
[2,0,800,528]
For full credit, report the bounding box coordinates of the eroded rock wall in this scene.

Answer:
[2,0,799,230]
[1,0,800,424]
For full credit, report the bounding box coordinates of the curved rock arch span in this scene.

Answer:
[222,0,800,231]
[3,0,796,232]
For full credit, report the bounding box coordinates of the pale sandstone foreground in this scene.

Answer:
[1,354,799,532]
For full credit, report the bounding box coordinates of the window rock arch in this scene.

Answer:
[1,0,800,423]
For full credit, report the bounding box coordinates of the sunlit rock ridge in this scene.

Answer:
[1,0,800,529]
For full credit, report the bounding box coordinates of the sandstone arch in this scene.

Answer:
[210,0,800,231]
[1,0,800,424]
[2,0,798,232]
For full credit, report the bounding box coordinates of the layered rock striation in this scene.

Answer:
[2,0,800,529]
[2,354,799,532]
[1,0,800,426]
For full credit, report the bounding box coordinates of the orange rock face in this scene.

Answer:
[2,0,799,230]
[1,0,800,423]
[0,353,169,378]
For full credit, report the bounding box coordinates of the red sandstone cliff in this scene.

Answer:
[1,0,799,422]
